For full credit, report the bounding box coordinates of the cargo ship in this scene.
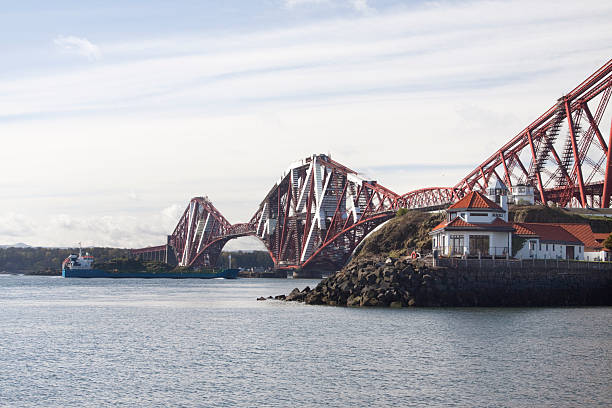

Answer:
[62,247,238,279]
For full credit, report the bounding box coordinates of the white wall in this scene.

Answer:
[432,230,511,257]
[585,250,611,262]
[515,238,584,260]
[448,210,507,224]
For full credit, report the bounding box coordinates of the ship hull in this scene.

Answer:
[62,268,239,279]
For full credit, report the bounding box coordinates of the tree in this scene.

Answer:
[603,233,612,251]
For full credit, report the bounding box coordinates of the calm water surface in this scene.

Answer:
[0,274,610,407]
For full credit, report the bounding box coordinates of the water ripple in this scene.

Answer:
[0,275,610,407]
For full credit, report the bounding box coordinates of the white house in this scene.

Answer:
[513,222,612,261]
[513,223,584,260]
[430,190,514,258]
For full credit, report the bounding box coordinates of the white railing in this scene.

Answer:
[433,246,510,258]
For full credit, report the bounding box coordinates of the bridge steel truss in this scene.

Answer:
[167,196,249,267]
[455,59,612,208]
[248,154,399,271]
[135,155,399,270]
[396,187,462,210]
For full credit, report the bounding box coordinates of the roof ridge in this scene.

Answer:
[449,191,503,211]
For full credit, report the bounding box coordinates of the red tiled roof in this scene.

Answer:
[491,217,513,227]
[557,224,601,251]
[513,223,535,236]
[513,222,583,245]
[449,191,503,211]
[431,215,513,232]
[593,232,611,242]
[431,219,449,232]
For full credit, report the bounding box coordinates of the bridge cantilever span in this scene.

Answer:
[133,154,400,272]
[248,154,399,272]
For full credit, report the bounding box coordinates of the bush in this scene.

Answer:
[604,233,612,250]
[396,208,408,217]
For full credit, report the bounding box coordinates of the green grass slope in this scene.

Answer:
[352,210,444,262]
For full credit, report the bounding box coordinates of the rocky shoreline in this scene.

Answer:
[263,255,612,307]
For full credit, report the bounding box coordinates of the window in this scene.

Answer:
[469,235,489,256]
[471,212,488,217]
[450,235,464,255]
[539,243,542,251]
[553,244,555,251]
[546,244,549,251]
[579,246,582,253]
[461,213,466,218]
[493,213,503,218]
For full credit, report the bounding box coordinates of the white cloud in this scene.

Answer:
[349,0,372,13]
[162,204,185,221]
[283,0,329,8]
[283,0,371,12]
[1,0,611,247]
[0,213,34,238]
[53,35,101,60]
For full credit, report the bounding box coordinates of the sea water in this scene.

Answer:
[0,275,610,407]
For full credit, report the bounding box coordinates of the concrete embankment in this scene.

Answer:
[272,256,612,307]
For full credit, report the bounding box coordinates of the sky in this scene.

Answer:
[1,0,611,250]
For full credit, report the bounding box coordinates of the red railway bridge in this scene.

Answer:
[133,59,612,275]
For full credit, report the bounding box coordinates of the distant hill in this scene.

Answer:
[0,247,131,275]
[0,247,274,275]
[0,243,31,248]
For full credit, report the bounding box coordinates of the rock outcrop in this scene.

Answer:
[271,255,612,307]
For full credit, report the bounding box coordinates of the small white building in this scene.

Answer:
[513,223,612,261]
[508,184,535,205]
[513,223,584,260]
[430,190,514,258]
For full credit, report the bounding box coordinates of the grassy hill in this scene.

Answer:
[509,205,612,233]
[351,210,444,263]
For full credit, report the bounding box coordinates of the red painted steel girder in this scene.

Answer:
[454,59,612,208]
[168,196,238,267]
[249,154,399,271]
[397,187,462,209]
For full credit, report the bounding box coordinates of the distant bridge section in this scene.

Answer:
[169,196,255,268]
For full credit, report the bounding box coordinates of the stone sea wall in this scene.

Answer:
[271,256,612,307]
